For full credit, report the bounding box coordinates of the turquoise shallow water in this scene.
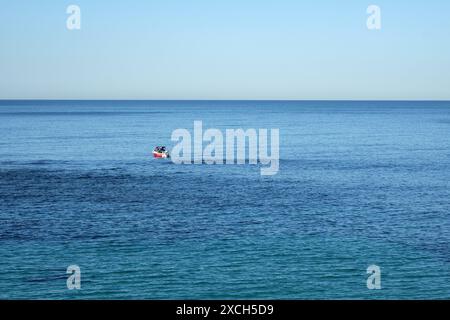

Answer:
[0,100,449,299]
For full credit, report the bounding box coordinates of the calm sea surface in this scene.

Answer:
[0,100,449,299]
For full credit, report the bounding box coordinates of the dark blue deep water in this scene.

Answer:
[0,100,449,299]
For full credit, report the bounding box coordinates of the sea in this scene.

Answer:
[0,100,449,299]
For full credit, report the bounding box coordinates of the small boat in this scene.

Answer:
[153,146,170,158]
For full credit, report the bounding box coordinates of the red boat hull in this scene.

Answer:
[153,152,169,158]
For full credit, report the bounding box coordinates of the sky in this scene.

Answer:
[0,0,449,100]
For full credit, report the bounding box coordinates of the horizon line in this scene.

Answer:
[1,99,450,102]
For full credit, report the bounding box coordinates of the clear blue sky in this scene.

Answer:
[0,0,449,100]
